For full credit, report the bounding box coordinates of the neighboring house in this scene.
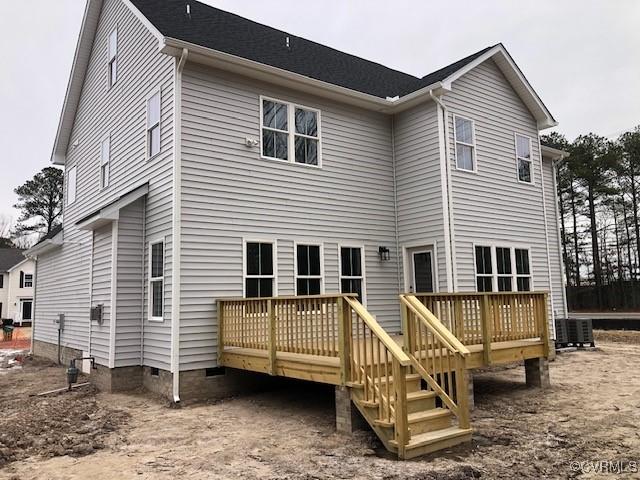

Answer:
[27,0,566,419]
[0,249,35,326]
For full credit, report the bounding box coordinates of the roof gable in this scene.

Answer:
[0,249,26,273]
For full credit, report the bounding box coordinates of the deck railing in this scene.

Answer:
[411,292,550,362]
[217,294,412,454]
[400,295,471,430]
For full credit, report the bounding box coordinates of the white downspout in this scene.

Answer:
[552,159,569,318]
[171,48,189,404]
[88,231,94,357]
[429,91,457,292]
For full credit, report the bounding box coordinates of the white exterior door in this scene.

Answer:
[406,247,435,294]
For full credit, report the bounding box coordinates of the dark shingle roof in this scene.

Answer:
[131,0,495,99]
[0,249,26,273]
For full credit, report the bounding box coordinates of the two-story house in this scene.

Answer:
[26,0,567,457]
[0,249,35,325]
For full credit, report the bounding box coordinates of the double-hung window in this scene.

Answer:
[100,137,110,189]
[475,245,533,292]
[515,248,532,291]
[147,91,161,158]
[296,244,322,295]
[261,98,321,166]
[108,29,118,88]
[340,246,365,302]
[515,134,533,183]
[475,246,493,292]
[495,247,512,292]
[67,166,77,205]
[245,241,274,298]
[24,274,33,288]
[149,240,164,321]
[454,115,476,171]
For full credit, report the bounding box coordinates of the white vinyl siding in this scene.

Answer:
[33,0,175,370]
[260,96,321,167]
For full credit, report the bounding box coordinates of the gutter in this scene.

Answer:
[429,91,457,291]
[171,48,189,405]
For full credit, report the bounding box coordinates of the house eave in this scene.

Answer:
[76,183,149,231]
[24,237,64,258]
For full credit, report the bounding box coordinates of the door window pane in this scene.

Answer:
[413,252,433,293]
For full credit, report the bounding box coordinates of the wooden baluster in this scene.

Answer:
[384,348,390,422]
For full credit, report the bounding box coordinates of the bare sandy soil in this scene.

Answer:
[1,333,639,480]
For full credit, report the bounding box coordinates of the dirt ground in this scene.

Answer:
[1,332,639,480]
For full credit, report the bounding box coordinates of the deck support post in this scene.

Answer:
[267,299,276,375]
[216,300,224,365]
[480,295,492,365]
[335,386,366,433]
[467,370,475,411]
[525,357,550,389]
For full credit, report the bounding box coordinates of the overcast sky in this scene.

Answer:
[1,0,639,222]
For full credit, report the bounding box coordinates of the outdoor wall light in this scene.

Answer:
[378,246,390,261]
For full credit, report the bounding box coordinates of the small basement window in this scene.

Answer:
[150,367,159,377]
[205,367,225,377]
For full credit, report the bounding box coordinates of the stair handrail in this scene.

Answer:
[401,295,470,356]
[399,294,471,430]
[344,297,411,366]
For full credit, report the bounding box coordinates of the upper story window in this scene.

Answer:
[149,240,164,321]
[100,137,110,189]
[454,115,476,171]
[340,246,365,303]
[261,97,321,167]
[23,273,33,288]
[108,29,118,88]
[245,241,274,298]
[296,244,322,295]
[147,91,161,158]
[515,134,533,183]
[67,166,77,205]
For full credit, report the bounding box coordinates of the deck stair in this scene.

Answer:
[217,291,550,459]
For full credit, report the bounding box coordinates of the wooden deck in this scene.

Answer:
[217,292,550,459]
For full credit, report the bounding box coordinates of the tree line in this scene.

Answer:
[542,126,640,309]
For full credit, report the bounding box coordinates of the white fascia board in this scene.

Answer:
[24,235,64,258]
[161,37,445,114]
[440,45,557,130]
[541,144,569,162]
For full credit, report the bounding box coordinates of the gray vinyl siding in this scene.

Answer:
[90,224,113,365]
[543,159,567,321]
[393,102,448,292]
[179,63,401,370]
[33,0,175,370]
[115,199,145,366]
[443,58,553,330]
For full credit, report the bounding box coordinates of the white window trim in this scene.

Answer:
[146,88,162,161]
[100,135,110,190]
[242,238,278,298]
[259,95,323,169]
[107,27,118,89]
[514,133,534,185]
[473,243,534,292]
[453,114,477,173]
[293,241,325,295]
[338,243,367,305]
[67,165,77,205]
[23,274,33,288]
[148,238,165,322]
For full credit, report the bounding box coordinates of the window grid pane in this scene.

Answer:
[496,247,512,275]
[518,158,532,183]
[294,108,317,137]
[151,242,163,278]
[151,280,163,317]
[515,249,530,275]
[475,246,492,275]
[147,93,160,127]
[263,100,288,131]
[516,135,530,159]
[455,117,473,144]
[456,144,474,170]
